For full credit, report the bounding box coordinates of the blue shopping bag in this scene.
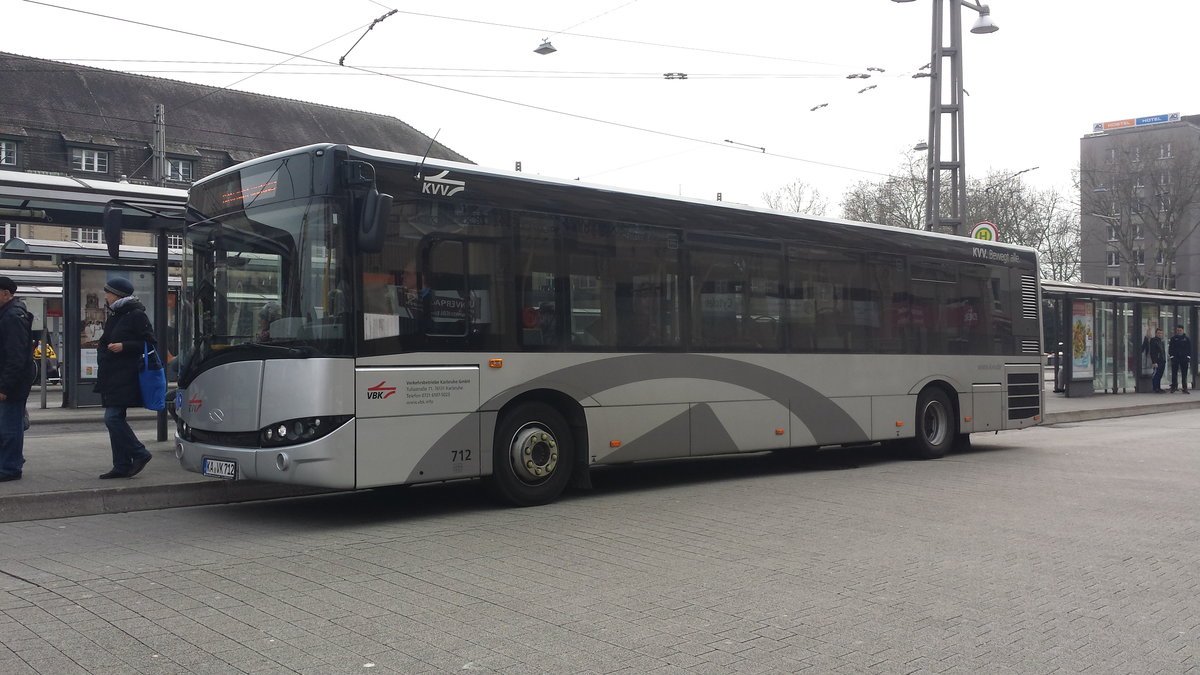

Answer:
[139,342,167,411]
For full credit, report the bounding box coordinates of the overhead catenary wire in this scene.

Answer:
[339,9,397,66]
[20,0,898,180]
[9,63,861,79]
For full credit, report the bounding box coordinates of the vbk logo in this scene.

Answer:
[366,381,397,400]
[421,171,466,197]
[188,396,203,413]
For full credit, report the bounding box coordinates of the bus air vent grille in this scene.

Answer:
[1006,371,1041,420]
[187,428,261,448]
[1020,275,1039,320]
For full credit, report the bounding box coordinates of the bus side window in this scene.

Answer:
[518,217,560,348]
[427,240,468,338]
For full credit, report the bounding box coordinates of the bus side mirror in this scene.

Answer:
[102,205,124,259]
[358,189,392,254]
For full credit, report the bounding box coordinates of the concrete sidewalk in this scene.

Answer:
[1,379,1198,523]
[3,386,331,522]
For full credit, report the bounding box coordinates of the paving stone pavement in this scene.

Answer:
[2,377,1200,523]
[0,409,1198,673]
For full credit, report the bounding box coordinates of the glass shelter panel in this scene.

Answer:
[1117,302,1133,391]
[1093,301,1112,393]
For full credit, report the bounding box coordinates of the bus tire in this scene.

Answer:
[490,402,574,507]
[953,433,972,452]
[911,388,955,460]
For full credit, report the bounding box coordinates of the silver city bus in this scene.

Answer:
[174,143,1043,505]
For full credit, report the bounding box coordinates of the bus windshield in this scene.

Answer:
[178,195,352,381]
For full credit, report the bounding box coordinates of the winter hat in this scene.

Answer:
[104,277,134,298]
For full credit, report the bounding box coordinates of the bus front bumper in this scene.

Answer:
[175,419,357,489]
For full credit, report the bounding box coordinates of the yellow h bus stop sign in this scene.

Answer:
[971,221,998,241]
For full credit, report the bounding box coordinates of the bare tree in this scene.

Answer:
[837,149,1081,280]
[967,172,1080,281]
[840,150,925,229]
[761,179,829,216]
[1080,136,1200,289]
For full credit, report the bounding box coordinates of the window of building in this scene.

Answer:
[1133,174,1145,189]
[1156,249,1167,265]
[1106,250,1120,267]
[0,140,16,166]
[158,233,184,249]
[166,158,193,182]
[1105,275,1121,286]
[1104,148,1116,164]
[1157,275,1176,290]
[0,223,17,243]
[1158,171,1170,186]
[1158,192,1171,212]
[1106,225,1118,241]
[1132,223,1144,239]
[70,148,109,173]
[72,227,104,244]
[1131,200,1144,215]
[1133,248,1145,265]
[1159,142,1172,159]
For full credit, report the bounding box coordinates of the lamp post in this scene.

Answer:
[894,0,998,235]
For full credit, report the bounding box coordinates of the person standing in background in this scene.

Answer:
[0,277,34,482]
[1168,324,1192,394]
[95,277,157,478]
[1142,327,1166,393]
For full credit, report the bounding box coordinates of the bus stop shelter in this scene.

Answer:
[1041,280,1200,397]
[0,172,185,439]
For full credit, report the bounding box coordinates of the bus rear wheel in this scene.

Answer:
[490,402,574,507]
[911,388,955,460]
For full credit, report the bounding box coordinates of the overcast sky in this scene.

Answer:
[6,0,1200,211]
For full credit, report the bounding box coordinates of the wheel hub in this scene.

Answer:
[510,425,558,484]
[922,401,948,446]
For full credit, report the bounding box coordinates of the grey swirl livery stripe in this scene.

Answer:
[515,353,866,445]
[410,354,868,481]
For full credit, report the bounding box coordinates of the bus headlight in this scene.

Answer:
[260,415,352,447]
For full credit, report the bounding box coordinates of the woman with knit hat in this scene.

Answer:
[94,277,157,479]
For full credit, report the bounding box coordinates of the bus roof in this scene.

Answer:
[192,142,1040,261]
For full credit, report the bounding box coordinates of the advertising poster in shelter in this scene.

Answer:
[78,268,156,380]
[1071,301,1094,380]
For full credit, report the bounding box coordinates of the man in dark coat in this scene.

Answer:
[1142,327,1166,393]
[95,277,157,478]
[1168,324,1192,394]
[0,277,34,481]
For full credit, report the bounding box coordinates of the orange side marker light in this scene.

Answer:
[489,358,503,368]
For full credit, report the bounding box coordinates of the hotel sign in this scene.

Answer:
[1092,112,1180,133]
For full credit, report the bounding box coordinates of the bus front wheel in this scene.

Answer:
[911,388,955,460]
[491,402,574,507]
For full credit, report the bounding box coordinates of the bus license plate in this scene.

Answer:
[202,458,237,479]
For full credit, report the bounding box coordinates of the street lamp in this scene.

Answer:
[894,0,999,234]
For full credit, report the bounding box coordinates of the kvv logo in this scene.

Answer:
[421,171,466,197]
